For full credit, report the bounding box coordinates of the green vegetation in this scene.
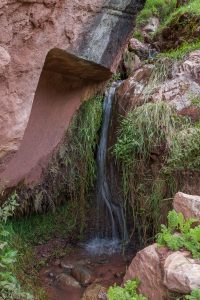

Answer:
[159,40,200,60]
[185,289,200,300]
[191,96,200,109]
[114,101,176,167]
[7,202,78,245]
[161,0,200,28]
[156,210,200,258]
[107,279,147,300]
[156,0,200,56]
[114,101,182,242]
[64,95,103,232]
[136,0,177,27]
[134,0,177,41]
[166,127,200,173]
[113,98,200,244]
[20,95,104,231]
[0,194,34,300]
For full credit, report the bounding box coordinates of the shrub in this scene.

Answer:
[107,279,147,300]
[156,210,200,258]
[185,289,200,300]
[0,193,33,300]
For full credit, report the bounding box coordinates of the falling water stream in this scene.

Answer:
[86,82,128,255]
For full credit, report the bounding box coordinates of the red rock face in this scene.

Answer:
[0,0,105,158]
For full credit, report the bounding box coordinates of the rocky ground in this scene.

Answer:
[37,246,132,300]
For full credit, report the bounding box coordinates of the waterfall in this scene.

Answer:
[86,82,128,255]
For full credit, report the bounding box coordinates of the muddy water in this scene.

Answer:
[40,245,133,300]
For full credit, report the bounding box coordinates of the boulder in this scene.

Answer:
[72,265,94,286]
[129,38,149,59]
[173,192,200,220]
[164,251,200,293]
[124,244,168,300]
[141,17,160,43]
[56,273,81,289]
[123,49,141,76]
[180,50,200,84]
[142,17,160,35]
[81,284,107,300]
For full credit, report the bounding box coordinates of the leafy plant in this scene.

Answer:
[185,289,200,300]
[0,193,33,300]
[107,279,148,300]
[156,210,200,258]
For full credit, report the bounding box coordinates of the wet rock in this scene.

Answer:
[49,272,54,278]
[115,64,154,115]
[60,260,74,270]
[56,273,81,289]
[72,265,94,286]
[164,251,200,293]
[124,244,168,300]
[81,283,107,300]
[173,192,200,220]
[129,38,149,59]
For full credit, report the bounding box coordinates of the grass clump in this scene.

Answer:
[136,0,177,27]
[0,194,34,300]
[155,0,200,53]
[114,101,175,167]
[107,279,147,300]
[113,100,198,244]
[59,95,103,233]
[134,0,177,40]
[114,101,179,243]
[166,127,200,173]
[159,40,200,60]
[156,210,200,258]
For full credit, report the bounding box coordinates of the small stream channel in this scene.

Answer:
[39,83,133,299]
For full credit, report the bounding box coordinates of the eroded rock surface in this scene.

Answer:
[124,244,168,300]
[0,0,105,158]
[0,0,144,160]
[173,192,200,220]
[164,251,200,293]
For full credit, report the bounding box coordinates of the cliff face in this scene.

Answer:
[0,0,105,159]
[0,0,143,160]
